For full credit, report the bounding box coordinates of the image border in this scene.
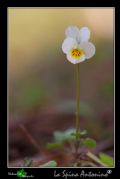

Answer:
[7,7,115,169]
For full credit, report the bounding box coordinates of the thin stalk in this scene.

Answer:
[75,63,80,154]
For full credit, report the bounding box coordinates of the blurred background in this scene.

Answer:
[8,8,114,166]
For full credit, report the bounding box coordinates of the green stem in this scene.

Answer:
[75,63,80,153]
[76,64,80,133]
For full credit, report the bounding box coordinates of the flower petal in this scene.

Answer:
[66,54,86,64]
[62,37,77,54]
[78,27,90,43]
[65,26,79,39]
[80,42,95,59]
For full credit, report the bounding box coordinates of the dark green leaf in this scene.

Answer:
[83,138,96,148]
[71,132,81,137]
[99,153,114,167]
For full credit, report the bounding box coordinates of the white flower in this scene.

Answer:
[62,26,95,64]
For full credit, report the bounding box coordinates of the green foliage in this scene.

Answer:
[63,129,77,141]
[46,142,63,149]
[99,153,114,167]
[54,128,87,143]
[54,129,76,142]
[46,128,97,167]
[40,160,57,167]
[86,151,107,167]
[87,152,114,167]
[80,129,87,136]
[53,131,68,143]
[71,132,81,138]
[83,138,96,148]
[71,130,87,137]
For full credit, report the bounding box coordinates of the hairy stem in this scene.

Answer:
[75,63,80,154]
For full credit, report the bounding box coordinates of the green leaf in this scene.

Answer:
[46,142,63,149]
[71,129,87,137]
[83,138,96,148]
[71,132,81,137]
[54,131,66,142]
[40,160,57,167]
[99,153,114,167]
[64,129,77,141]
[54,129,76,142]
[80,130,87,135]
[54,129,87,143]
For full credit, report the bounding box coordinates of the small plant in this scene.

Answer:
[46,128,113,167]
[62,25,95,156]
[46,128,96,166]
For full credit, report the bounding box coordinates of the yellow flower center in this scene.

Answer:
[71,48,84,59]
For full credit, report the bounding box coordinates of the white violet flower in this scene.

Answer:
[62,26,95,64]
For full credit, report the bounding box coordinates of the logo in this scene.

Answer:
[17,169,27,179]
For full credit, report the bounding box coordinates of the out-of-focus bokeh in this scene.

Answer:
[8,8,114,166]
